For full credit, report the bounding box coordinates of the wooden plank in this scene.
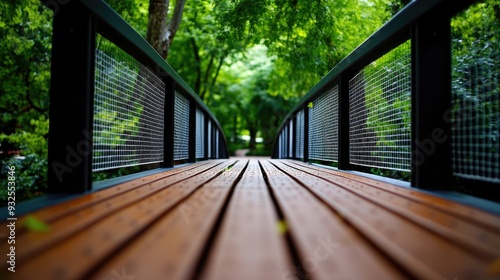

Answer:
[11,160,237,280]
[259,159,405,280]
[86,160,248,280]
[201,160,293,280]
[271,159,499,280]
[289,160,500,232]
[0,160,225,268]
[3,158,498,280]
[282,160,500,259]
[11,160,214,234]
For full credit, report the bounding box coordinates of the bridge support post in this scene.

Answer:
[204,117,209,159]
[210,122,217,159]
[338,73,354,170]
[188,102,197,163]
[48,1,95,193]
[161,78,175,168]
[303,108,309,162]
[291,115,296,159]
[411,5,453,190]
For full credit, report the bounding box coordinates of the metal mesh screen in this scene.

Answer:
[174,91,189,160]
[308,86,339,162]
[282,130,286,158]
[451,3,500,183]
[349,41,411,171]
[280,126,288,158]
[281,131,285,158]
[284,126,289,158]
[289,120,294,157]
[295,110,305,159]
[208,120,212,158]
[93,39,165,172]
[216,130,219,159]
[278,133,282,158]
[196,108,205,159]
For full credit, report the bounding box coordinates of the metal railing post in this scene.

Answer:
[161,78,175,168]
[204,117,209,159]
[48,1,95,193]
[338,72,354,170]
[411,4,453,190]
[303,107,309,162]
[188,101,196,162]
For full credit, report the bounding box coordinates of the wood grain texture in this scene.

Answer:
[3,159,499,280]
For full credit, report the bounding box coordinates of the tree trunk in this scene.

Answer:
[146,0,187,59]
[249,127,257,152]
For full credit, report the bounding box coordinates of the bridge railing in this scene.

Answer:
[45,0,228,193]
[272,0,499,198]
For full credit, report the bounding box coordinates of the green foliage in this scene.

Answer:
[94,36,144,152]
[351,41,411,175]
[0,0,52,203]
[367,44,411,133]
[105,0,149,36]
[0,154,48,205]
[24,215,51,233]
[167,0,398,155]
[92,165,147,182]
[451,0,500,127]
[0,0,51,129]
[0,115,49,157]
[0,115,49,204]
[212,0,393,95]
[370,167,410,181]
[450,0,500,185]
[206,45,296,154]
[168,0,249,99]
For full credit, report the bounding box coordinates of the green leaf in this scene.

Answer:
[24,215,51,233]
[307,102,314,108]
[276,220,288,234]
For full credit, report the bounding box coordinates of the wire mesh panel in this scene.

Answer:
[174,91,189,160]
[308,86,339,162]
[451,2,500,183]
[283,125,290,158]
[278,133,282,158]
[295,110,305,159]
[349,41,411,171]
[93,38,165,172]
[208,120,212,158]
[196,108,205,159]
[289,120,294,157]
[216,130,219,159]
[282,130,286,158]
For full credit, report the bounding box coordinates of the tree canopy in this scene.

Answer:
[164,0,398,154]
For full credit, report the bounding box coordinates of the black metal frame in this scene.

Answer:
[411,2,453,190]
[45,0,228,193]
[161,77,176,168]
[48,1,95,192]
[271,0,497,199]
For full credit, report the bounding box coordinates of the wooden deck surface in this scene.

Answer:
[1,159,500,280]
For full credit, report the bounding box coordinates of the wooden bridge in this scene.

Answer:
[4,158,500,279]
[1,0,500,279]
